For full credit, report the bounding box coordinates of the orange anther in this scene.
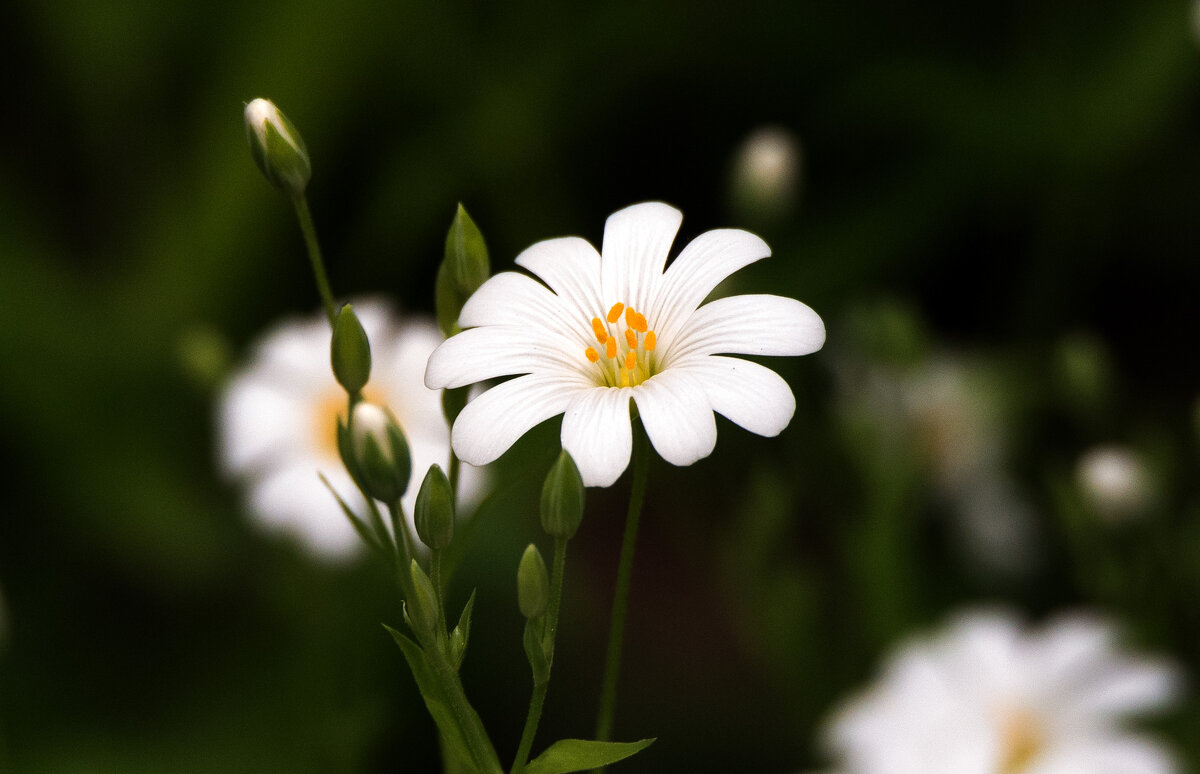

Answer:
[625,329,638,349]
[626,309,648,333]
[585,347,600,363]
[606,302,625,323]
[605,338,617,359]
[644,331,657,351]
[591,317,607,343]
[624,351,637,371]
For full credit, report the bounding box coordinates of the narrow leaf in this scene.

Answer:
[320,473,384,556]
[524,738,656,774]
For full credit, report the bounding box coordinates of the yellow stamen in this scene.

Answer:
[624,351,637,371]
[626,309,648,333]
[605,338,617,359]
[585,347,600,363]
[625,329,638,349]
[591,317,607,343]
[606,302,625,323]
[645,330,657,351]
[620,369,630,387]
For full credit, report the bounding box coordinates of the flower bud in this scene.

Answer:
[435,204,490,337]
[517,544,550,620]
[407,559,439,635]
[729,125,802,222]
[349,402,412,503]
[331,304,372,394]
[244,98,311,197]
[540,450,585,539]
[415,464,455,550]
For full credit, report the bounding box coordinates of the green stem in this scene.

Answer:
[449,452,462,505]
[290,193,337,325]
[426,642,504,774]
[594,423,650,746]
[431,548,449,641]
[511,536,568,774]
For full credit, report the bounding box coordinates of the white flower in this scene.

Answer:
[1076,445,1152,522]
[218,300,484,560]
[822,609,1182,774]
[424,202,826,487]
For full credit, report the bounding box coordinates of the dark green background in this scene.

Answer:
[1,0,1198,771]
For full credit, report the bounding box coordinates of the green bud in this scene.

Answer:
[243,98,311,197]
[540,450,585,538]
[517,544,550,620]
[349,402,412,503]
[435,204,490,337]
[407,559,439,636]
[415,464,455,550]
[331,304,372,394]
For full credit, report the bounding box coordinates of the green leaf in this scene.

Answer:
[385,626,478,771]
[524,738,656,774]
[449,590,476,670]
[383,625,502,774]
[319,472,384,556]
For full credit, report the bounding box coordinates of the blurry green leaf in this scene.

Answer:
[319,472,383,557]
[449,590,476,670]
[524,738,656,774]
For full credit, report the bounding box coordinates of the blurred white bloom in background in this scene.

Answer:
[218,300,483,560]
[822,608,1182,774]
[1075,445,1152,523]
[729,125,803,221]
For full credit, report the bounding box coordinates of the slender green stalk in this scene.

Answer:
[594,423,650,746]
[448,452,462,504]
[431,549,449,639]
[511,536,569,774]
[290,193,337,324]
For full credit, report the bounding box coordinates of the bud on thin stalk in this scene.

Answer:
[244,98,311,197]
[331,304,372,395]
[517,544,550,620]
[435,204,490,337]
[541,450,585,539]
[350,402,412,504]
[415,464,455,550]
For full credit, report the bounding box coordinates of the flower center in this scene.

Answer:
[997,709,1044,774]
[582,302,658,388]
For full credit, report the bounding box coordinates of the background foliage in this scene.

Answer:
[1,0,1198,771]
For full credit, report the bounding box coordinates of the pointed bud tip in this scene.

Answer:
[517,544,550,619]
[331,304,372,394]
[540,450,585,539]
[243,97,311,196]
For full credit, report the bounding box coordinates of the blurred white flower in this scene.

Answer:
[1076,445,1152,523]
[425,202,826,487]
[218,300,483,560]
[729,126,803,219]
[823,609,1182,774]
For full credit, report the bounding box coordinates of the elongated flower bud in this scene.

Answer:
[349,402,412,503]
[331,304,372,394]
[244,98,311,197]
[435,204,490,337]
[540,450,585,539]
[517,544,550,620]
[408,560,439,635]
[415,464,454,550]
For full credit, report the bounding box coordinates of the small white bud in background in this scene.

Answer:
[244,97,311,197]
[1076,445,1152,522]
[729,125,803,222]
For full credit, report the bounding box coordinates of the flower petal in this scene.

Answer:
[457,271,590,350]
[248,463,364,561]
[560,388,634,487]
[662,294,825,365]
[451,373,586,466]
[669,355,796,437]
[648,228,771,347]
[425,325,587,389]
[601,202,682,313]
[632,368,716,467]
[218,373,316,476]
[515,236,604,319]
